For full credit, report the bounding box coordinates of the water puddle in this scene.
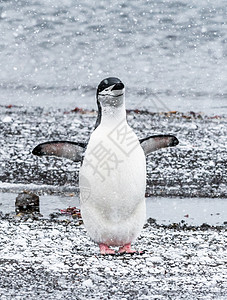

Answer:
[146,197,226,226]
[0,192,226,226]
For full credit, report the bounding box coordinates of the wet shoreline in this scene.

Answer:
[0,192,226,227]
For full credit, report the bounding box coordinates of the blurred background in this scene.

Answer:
[0,0,226,114]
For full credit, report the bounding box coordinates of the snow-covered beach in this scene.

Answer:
[0,106,226,299]
[1,105,226,198]
[0,216,226,299]
[0,0,227,297]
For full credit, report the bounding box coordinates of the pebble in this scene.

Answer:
[2,116,12,123]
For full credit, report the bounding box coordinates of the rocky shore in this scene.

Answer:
[0,105,226,299]
[0,105,226,198]
[0,215,226,299]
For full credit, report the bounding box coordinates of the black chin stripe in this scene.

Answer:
[98,93,123,98]
[113,93,123,98]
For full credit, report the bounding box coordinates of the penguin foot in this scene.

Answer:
[99,243,115,255]
[118,243,136,254]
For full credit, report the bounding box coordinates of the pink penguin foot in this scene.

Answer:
[118,243,137,254]
[99,243,115,255]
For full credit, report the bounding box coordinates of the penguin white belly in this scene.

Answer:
[79,123,146,246]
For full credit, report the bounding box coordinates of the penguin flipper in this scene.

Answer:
[140,135,179,156]
[32,141,87,162]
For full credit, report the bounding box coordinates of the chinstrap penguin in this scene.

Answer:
[32,77,179,254]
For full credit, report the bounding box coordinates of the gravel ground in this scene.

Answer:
[0,105,226,299]
[0,216,226,300]
[0,105,226,197]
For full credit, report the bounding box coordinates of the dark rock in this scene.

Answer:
[15,191,40,214]
[200,223,211,230]
[147,217,157,224]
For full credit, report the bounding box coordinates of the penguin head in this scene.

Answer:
[96,77,125,108]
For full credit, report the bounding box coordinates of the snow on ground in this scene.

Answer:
[0,105,226,299]
[0,105,227,198]
[0,217,226,299]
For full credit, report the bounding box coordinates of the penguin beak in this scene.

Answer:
[111,82,124,91]
[110,83,125,97]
